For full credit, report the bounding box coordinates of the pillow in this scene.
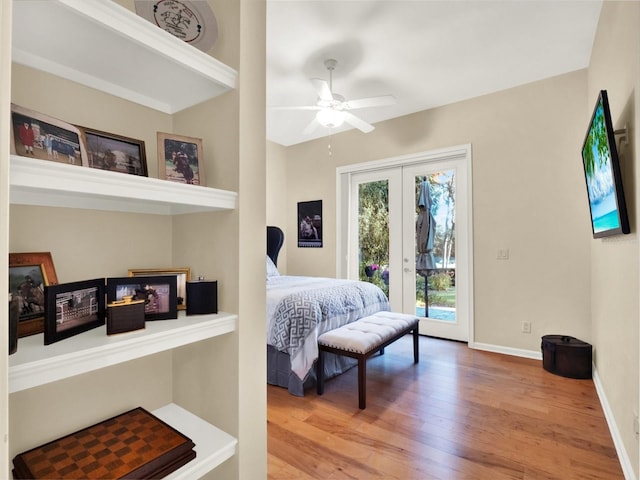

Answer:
[266,255,280,278]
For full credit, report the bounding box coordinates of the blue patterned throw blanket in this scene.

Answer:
[267,276,390,381]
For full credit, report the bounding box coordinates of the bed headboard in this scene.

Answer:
[267,226,284,267]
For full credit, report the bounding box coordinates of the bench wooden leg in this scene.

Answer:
[317,349,325,395]
[358,355,366,409]
[318,319,419,409]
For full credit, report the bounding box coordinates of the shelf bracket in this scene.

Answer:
[614,125,628,150]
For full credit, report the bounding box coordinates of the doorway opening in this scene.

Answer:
[337,145,473,342]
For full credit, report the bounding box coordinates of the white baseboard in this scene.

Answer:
[470,342,636,480]
[470,341,541,360]
[593,367,637,480]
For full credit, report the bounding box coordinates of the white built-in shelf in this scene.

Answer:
[12,0,237,113]
[10,155,237,214]
[9,311,237,393]
[154,403,237,479]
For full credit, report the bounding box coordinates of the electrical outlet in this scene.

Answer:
[634,414,639,437]
[521,321,531,334]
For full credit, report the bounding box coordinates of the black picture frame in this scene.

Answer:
[298,200,323,248]
[44,278,105,345]
[82,127,148,177]
[106,276,178,321]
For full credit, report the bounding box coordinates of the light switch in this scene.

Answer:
[497,248,509,260]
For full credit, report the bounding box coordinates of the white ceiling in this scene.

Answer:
[266,1,603,147]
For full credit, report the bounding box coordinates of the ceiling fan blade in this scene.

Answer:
[344,95,396,110]
[311,78,333,102]
[343,111,375,133]
[270,105,322,111]
[302,118,319,135]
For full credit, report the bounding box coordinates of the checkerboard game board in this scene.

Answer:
[12,407,195,479]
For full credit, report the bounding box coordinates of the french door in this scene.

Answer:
[339,146,472,342]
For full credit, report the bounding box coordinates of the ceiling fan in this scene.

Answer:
[275,59,396,135]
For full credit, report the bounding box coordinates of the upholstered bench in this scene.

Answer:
[316,311,420,409]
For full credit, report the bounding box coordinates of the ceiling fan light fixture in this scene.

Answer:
[316,108,345,128]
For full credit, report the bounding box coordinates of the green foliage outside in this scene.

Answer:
[358,181,389,266]
[425,289,456,308]
[358,181,390,297]
[357,173,457,308]
[360,263,388,296]
[429,272,451,291]
[416,274,455,308]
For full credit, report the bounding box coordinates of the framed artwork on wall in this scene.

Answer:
[298,200,322,248]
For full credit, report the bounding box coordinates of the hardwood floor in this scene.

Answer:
[267,335,624,479]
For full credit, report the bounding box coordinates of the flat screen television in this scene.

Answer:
[581,90,630,238]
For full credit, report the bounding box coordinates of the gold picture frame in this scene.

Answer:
[128,267,191,311]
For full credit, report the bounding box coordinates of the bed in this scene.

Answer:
[266,226,390,396]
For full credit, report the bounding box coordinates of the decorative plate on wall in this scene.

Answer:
[135,0,218,52]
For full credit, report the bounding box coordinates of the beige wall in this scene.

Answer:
[274,70,591,351]
[266,141,289,272]
[588,1,640,476]
[266,2,640,475]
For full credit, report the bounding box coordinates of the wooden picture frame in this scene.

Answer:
[10,103,87,166]
[9,252,59,337]
[44,278,105,345]
[81,127,148,176]
[128,268,190,311]
[157,132,205,186]
[107,275,178,321]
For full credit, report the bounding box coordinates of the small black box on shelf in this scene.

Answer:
[186,280,218,315]
[107,297,145,335]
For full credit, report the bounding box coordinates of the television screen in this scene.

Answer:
[581,90,630,238]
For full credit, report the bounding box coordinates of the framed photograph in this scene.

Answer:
[157,132,205,186]
[128,267,190,311]
[298,200,323,248]
[44,278,105,345]
[10,103,87,166]
[9,252,59,337]
[82,127,147,176]
[107,275,178,321]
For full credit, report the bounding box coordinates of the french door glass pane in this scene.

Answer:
[414,171,456,321]
[358,180,389,299]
